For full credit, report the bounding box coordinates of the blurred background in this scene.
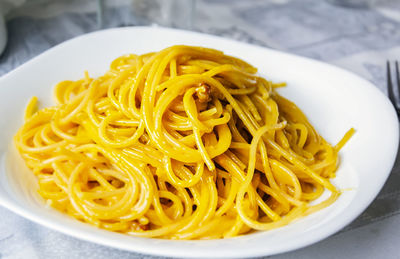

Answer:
[1,0,400,84]
[1,0,400,258]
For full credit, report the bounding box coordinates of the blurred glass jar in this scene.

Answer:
[130,0,195,29]
[0,13,6,54]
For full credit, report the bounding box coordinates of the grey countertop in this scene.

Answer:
[0,0,400,258]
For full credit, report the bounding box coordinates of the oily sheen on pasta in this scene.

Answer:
[15,45,353,239]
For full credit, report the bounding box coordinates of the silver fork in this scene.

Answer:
[387,61,400,118]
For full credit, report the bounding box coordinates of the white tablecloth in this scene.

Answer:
[0,0,400,258]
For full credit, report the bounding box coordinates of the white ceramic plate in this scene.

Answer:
[0,27,398,258]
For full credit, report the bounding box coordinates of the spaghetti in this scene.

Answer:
[14,45,354,239]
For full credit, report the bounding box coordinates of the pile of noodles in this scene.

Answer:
[15,45,353,239]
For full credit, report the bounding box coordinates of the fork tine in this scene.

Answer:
[396,61,400,95]
[387,61,397,108]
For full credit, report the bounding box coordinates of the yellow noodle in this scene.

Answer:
[14,45,353,239]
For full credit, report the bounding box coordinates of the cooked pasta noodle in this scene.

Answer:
[14,45,354,239]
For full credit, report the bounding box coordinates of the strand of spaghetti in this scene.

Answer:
[24,96,38,120]
[238,126,281,221]
[183,88,214,170]
[266,138,337,192]
[98,113,144,148]
[164,157,204,188]
[335,128,356,151]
